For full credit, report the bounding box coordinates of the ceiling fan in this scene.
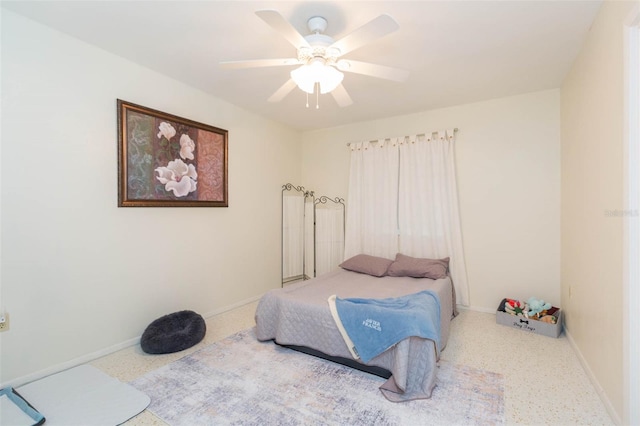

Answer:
[219,10,409,108]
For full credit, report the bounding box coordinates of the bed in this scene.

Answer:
[255,254,456,402]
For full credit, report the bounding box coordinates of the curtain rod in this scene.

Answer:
[346,128,458,147]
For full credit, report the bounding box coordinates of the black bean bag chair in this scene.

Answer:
[141,310,206,354]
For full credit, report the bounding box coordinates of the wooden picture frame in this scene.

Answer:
[117,100,228,207]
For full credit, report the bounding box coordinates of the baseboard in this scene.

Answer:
[456,304,496,314]
[0,295,262,390]
[201,294,262,319]
[0,335,140,390]
[564,327,622,425]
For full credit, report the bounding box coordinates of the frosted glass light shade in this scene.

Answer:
[290,65,316,94]
[290,60,344,95]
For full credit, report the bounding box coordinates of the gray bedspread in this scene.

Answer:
[255,269,455,402]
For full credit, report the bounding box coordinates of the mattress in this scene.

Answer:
[255,268,455,401]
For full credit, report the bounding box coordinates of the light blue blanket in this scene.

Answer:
[329,291,441,363]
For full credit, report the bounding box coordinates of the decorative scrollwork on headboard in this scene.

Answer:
[282,183,314,198]
[314,195,345,206]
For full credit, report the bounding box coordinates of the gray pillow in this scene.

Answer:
[339,254,393,277]
[387,253,450,279]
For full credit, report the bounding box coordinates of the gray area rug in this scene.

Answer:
[131,328,504,425]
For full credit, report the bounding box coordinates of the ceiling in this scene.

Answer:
[2,1,602,131]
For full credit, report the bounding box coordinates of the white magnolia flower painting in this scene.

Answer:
[157,122,176,140]
[118,100,228,207]
[179,134,196,160]
[155,159,198,197]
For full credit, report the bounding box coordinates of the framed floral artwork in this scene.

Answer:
[117,100,228,207]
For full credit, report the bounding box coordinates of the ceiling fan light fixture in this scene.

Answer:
[290,59,344,95]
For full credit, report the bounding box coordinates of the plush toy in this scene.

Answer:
[504,299,527,316]
[539,315,557,324]
[527,297,552,319]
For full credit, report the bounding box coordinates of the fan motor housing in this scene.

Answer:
[297,16,340,64]
[307,16,328,33]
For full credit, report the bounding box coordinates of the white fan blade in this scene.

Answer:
[331,84,353,107]
[268,79,298,102]
[256,10,310,49]
[338,60,409,82]
[330,15,399,56]
[220,58,300,70]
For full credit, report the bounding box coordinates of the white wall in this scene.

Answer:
[0,10,301,385]
[561,1,637,422]
[302,90,561,312]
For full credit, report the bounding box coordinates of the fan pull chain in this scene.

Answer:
[304,84,322,109]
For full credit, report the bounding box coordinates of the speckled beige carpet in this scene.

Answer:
[131,328,504,425]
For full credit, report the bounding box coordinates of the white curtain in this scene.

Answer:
[315,204,345,276]
[344,140,399,260]
[282,193,305,281]
[398,131,469,305]
[344,130,469,306]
